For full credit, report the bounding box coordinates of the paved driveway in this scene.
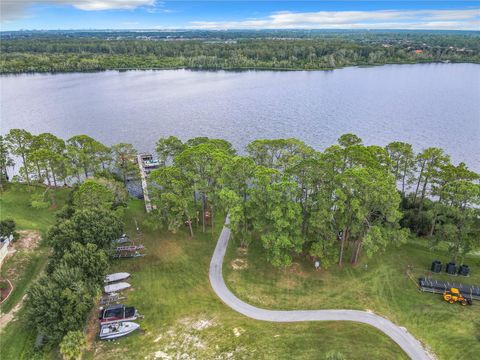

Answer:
[209,219,432,360]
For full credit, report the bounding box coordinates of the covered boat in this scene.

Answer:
[99,321,140,340]
[99,304,138,324]
[114,234,131,245]
[104,272,130,284]
[104,282,131,294]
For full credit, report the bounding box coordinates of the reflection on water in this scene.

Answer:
[1,63,479,171]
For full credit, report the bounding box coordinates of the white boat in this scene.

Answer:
[104,272,131,283]
[99,321,140,340]
[114,234,131,245]
[104,282,131,294]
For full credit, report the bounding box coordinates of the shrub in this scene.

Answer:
[59,331,86,360]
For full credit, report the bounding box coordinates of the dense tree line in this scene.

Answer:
[25,179,125,345]
[1,31,479,73]
[150,135,480,268]
[0,130,134,350]
[0,129,138,188]
[2,129,479,267]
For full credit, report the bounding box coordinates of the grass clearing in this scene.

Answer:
[88,199,407,360]
[1,192,410,359]
[0,183,70,358]
[0,183,69,232]
[224,236,480,359]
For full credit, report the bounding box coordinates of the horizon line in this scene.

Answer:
[2,28,480,32]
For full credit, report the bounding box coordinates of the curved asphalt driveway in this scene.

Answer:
[209,219,432,360]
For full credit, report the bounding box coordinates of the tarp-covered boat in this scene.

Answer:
[104,282,131,294]
[418,278,480,300]
[99,321,140,340]
[99,304,138,324]
[104,272,130,283]
[114,234,131,245]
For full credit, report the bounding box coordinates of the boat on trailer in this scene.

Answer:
[115,245,145,252]
[104,272,131,283]
[112,251,145,259]
[99,321,140,340]
[99,292,126,306]
[99,304,139,324]
[104,282,131,294]
[114,234,131,245]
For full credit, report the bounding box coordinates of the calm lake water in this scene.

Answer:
[1,63,479,171]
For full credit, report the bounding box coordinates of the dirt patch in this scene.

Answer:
[236,247,248,256]
[85,308,101,350]
[148,317,247,360]
[191,319,215,331]
[230,259,248,270]
[178,317,216,331]
[15,230,42,251]
[0,294,25,332]
[232,327,245,337]
[153,240,183,263]
[286,262,304,275]
[150,319,207,359]
[277,276,300,290]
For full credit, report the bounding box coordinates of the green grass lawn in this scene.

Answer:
[1,183,70,313]
[0,183,70,232]
[88,199,407,360]
[0,183,70,359]
[1,192,425,359]
[224,235,480,360]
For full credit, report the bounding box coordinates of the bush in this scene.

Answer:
[26,265,96,343]
[30,193,50,209]
[59,331,86,360]
[0,218,19,241]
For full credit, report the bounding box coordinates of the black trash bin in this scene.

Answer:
[458,264,470,276]
[446,262,457,275]
[431,260,442,273]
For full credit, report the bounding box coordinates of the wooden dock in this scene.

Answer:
[137,154,153,213]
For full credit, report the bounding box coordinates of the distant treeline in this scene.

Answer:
[1,30,479,73]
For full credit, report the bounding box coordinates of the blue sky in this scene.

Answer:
[1,1,479,31]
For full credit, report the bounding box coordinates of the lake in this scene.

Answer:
[1,63,479,171]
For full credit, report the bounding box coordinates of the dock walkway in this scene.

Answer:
[137,154,153,213]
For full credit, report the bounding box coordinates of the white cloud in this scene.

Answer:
[189,9,480,31]
[1,0,156,22]
[73,1,155,11]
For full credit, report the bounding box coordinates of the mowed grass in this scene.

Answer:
[224,235,480,360]
[0,183,70,232]
[0,307,40,359]
[1,183,70,313]
[89,199,407,360]
[0,183,70,359]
